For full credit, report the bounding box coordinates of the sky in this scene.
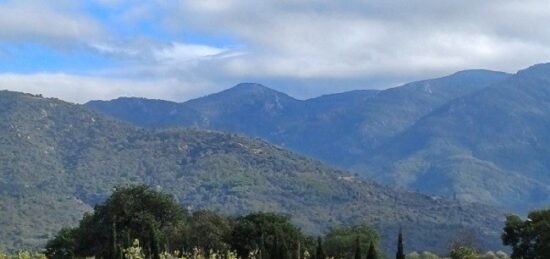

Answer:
[1,0,550,103]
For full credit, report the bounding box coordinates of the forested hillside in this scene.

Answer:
[0,91,504,254]
[86,64,550,212]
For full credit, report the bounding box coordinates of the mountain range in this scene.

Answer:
[0,90,504,254]
[87,70,508,168]
[87,65,550,212]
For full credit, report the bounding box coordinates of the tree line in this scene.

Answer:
[44,185,382,259]
[6,184,549,259]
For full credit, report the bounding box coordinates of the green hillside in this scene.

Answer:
[0,91,504,254]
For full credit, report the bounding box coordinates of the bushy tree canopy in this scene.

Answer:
[502,209,550,259]
[47,185,187,259]
[324,225,380,259]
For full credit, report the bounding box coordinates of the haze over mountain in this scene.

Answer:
[0,90,504,254]
[363,63,550,212]
[87,70,509,166]
[87,64,550,213]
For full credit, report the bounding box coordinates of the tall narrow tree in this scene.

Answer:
[316,237,325,259]
[354,236,362,259]
[396,229,405,259]
[366,242,377,259]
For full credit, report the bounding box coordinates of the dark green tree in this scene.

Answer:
[45,228,77,259]
[396,229,405,259]
[502,209,550,259]
[271,235,279,259]
[184,210,233,253]
[46,185,187,258]
[230,212,304,258]
[366,242,378,259]
[354,236,362,259]
[315,237,325,259]
[324,224,379,258]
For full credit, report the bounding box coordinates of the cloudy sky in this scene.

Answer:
[1,0,550,103]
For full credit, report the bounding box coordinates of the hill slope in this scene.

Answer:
[87,70,509,166]
[0,91,504,254]
[363,63,550,212]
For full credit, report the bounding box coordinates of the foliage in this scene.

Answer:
[315,237,325,259]
[396,230,405,259]
[44,228,76,259]
[366,242,378,259]
[46,185,187,258]
[43,185,385,259]
[230,212,305,259]
[502,209,550,259]
[183,211,234,253]
[0,251,46,259]
[448,246,478,259]
[323,225,380,259]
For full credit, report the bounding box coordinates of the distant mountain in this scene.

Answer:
[0,91,504,254]
[87,70,509,167]
[363,63,550,212]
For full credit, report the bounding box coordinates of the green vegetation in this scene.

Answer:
[502,209,550,259]
[396,230,404,259]
[0,90,506,254]
[45,185,382,259]
[15,187,550,259]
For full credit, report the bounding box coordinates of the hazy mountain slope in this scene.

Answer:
[84,97,201,127]
[363,63,550,212]
[0,91,504,254]
[295,70,510,165]
[86,70,509,166]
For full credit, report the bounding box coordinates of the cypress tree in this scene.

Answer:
[354,236,362,259]
[396,229,405,259]
[316,237,325,259]
[259,231,267,259]
[271,235,279,259]
[366,241,377,259]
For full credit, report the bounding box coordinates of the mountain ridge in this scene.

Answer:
[361,63,550,211]
[86,69,510,167]
[0,90,505,254]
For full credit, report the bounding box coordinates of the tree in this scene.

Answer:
[449,246,478,259]
[230,212,304,259]
[366,242,378,259]
[502,209,550,259]
[46,185,187,259]
[324,224,379,259]
[315,237,325,259]
[396,229,405,259]
[354,236,362,259]
[45,228,77,259]
[184,210,233,253]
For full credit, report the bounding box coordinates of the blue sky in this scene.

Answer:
[1,0,550,103]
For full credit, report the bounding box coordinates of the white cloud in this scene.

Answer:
[153,42,231,63]
[2,0,550,101]
[158,0,550,80]
[0,0,103,47]
[0,73,215,103]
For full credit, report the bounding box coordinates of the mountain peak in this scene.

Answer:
[189,82,297,104]
[224,82,287,97]
[232,82,270,90]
